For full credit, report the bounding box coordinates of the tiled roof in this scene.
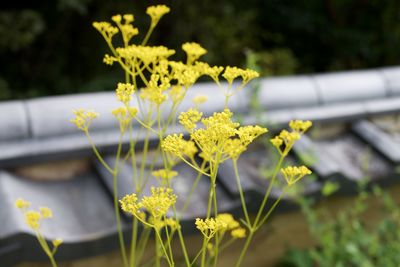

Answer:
[2,66,400,266]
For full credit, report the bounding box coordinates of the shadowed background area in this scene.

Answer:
[1,0,400,99]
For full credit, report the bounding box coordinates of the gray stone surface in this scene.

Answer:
[380,66,400,96]
[293,135,341,178]
[352,120,400,163]
[364,97,400,116]
[257,76,319,110]
[314,70,386,104]
[292,102,366,122]
[0,169,124,265]
[0,101,29,141]
[26,92,120,138]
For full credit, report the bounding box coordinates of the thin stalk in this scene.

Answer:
[113,133,129,267]
[85,131,114,174]
[129,217,138,267]
[235,155,284,267]
[155,233,161,267]
[232,159,251,225]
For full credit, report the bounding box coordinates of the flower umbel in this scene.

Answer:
[281,166,312,186]
[195,217,227,239]
[146,5,170,26]
[70,109,99,132]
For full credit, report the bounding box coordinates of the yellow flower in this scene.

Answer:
[140,187,177,219]
[52,238,63,247]
[92,21,119,41]
[182,42,207,65]
[164,217,181,231]
[289,120,312,133]
[120,193,141,215]
[70,109,99,132]
[111,106,137,132]
[146,5,170,26]
[140,74,170,105]
[270,120,312,155]
[195,217,227,239]
[231,227,246,238]
[103,54,117,65]
[201,64,224,83]
[281,166,312,186]
[222,66,242,85]
[185,109,267,162]
[116,82,135,104]
[39,207,53,219]
[270,136,283,148]
[25,211,41,230]
[192,95,208,105]
[179,108,203,132]
[15,198,30,209]
[162,134,198,159]
[241,69,259,84]
[216,213,239,230]
[116,45,175,66]
[169,61,203,88]
[152,169,178,180]
[222,66,259,85]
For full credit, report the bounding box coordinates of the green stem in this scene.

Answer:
[232,159,251,225]
[113,133,129,267]
[85,131,114,174]
[235,230,254,267]
[255,188,288,230]
[130,217,138,267]
[155,229,174,266]
[155,232,161,267]
[253,156,284,227]
[235,155,285,267]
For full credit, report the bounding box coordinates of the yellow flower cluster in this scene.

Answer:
[192,95,208,105]
[161,134,198,159]
[70,109,99,132]
[182,42,207,65]
[24,211,42,230]
[15,198,63,257]
[216,213,239,229]
[120,187,177,219]
[281,166,312,186]
[15,199,53,231]
[111,106,138,132]
[270,120,312,155]
[52,238,63,248]
[111,14,139,44]
[149,216,180,231]
[178,108,203,132]
[231,227,246,239]
[116,82,135,104]
[195,217,227,239]
[222,66,260,85]
[116,45,175,66]
[152,169,178,180]
[163,109,267,163]
[120,194,140,215]
[15,198,30,209]
[92,22,119,42]
[289,120,313,133]
[146,5,170,26]
[39,207,53,219]
[140,74,170,105]
[216,213,246,239]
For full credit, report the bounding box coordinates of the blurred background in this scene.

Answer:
[2,0,400,100]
